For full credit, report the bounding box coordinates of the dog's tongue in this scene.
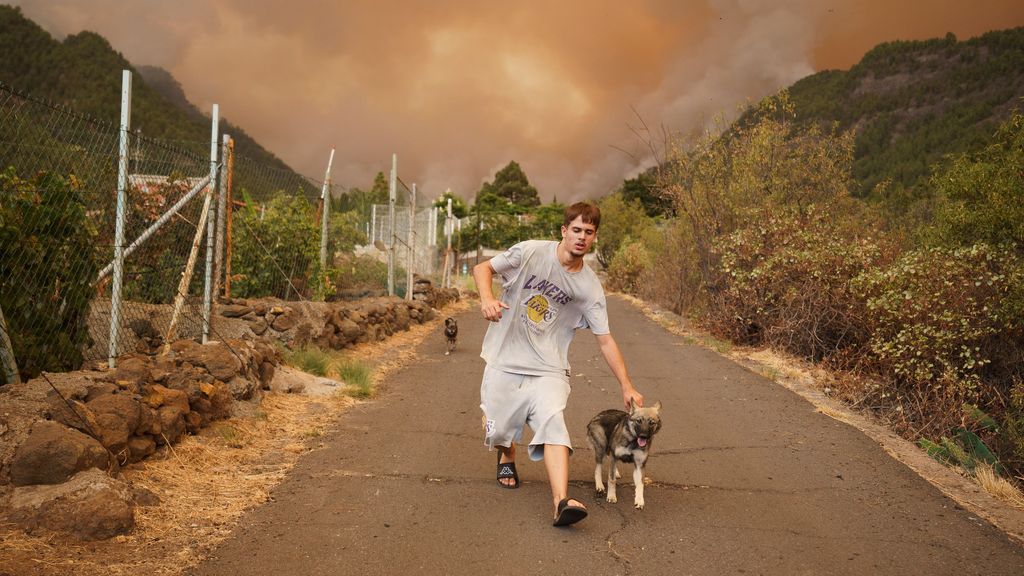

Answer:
[638,437,648,447]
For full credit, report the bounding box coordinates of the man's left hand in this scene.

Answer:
[622,387,644,410]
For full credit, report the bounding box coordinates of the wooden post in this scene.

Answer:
[224,138,235,299]
[0,304,20,385]
[163,184,215,354]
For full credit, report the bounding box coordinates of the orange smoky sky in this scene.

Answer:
[12,0,1024,202]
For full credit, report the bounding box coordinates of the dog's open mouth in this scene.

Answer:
[637,436,649,448]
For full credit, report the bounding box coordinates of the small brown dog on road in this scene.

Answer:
[444,317,458,355]
[585,400,663,509]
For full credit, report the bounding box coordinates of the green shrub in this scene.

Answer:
[606,239,652,294]
[232,190,320,300]
[0,169,99,382]
[332,253,389,291]
[852,244,1022,393]
[919,404,1003,475]
[923,112,1024,251]
[710,206,883,362]
[595,193,656,268]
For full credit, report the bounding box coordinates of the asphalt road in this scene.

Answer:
[192,295,1024,575]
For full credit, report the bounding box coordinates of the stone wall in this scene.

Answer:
[0,288,460,541]
[0,337,278,540]
[218,288,460,350]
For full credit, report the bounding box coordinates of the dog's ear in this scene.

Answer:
[653,400,662,412]
[629,397,638,414]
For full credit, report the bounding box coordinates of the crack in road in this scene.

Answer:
[301,470,845,500]
[592,494,634,575]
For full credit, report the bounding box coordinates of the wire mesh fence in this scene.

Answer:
[228,151,329,301]
[0,77,448,385]
[366,178,445,298]
[0,80,223,382]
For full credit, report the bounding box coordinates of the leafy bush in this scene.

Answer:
[606,239,652,294]
[657,93,856,303]
[327,209,368,255]
[331,253,403,292]
[710,206,884,362]
[852,244,1022,394]
[0,168,99,382]
[232,190,320,300]
[595,192,656,268]
[923,111,1024,251]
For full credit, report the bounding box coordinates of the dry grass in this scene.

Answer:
[0,300,468,576]
[976,465,1024,509]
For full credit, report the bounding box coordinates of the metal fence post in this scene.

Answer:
[202,104,220,344]
[387,154,397,297]
[444,198,453,288]
[107,70,132,368]
[407,183,416,301]
[319,148,336,276]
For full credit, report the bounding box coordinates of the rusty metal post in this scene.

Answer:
[224,138,235,299]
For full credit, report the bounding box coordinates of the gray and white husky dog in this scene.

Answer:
[585,400,663,509]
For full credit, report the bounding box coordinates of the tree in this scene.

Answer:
[333,171,390,221]
[620,171,672,217]
[479,161,540,212]
[432,189,469,219]
[659,92,856,290]
[595,193,655,268]
[527,202,566,240]
[924,111,1024,252]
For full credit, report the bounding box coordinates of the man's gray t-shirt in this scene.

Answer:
[481,240,609,376]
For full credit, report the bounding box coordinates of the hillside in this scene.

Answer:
[740,27,1024,199]
[0,5,293,172]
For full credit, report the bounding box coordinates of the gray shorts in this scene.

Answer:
[479,365,572,461]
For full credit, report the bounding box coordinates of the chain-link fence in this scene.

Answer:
[0,79,236,382]
[0,75,446,385]
[366,176,446,297]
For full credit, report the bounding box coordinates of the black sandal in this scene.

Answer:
[496,453,520,489]
[553,497,588,526]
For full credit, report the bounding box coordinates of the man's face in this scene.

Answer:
[561,216,598,258]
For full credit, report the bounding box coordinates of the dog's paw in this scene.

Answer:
[595,484,606,494]
[634,500,644,510]
[606,494,617,504]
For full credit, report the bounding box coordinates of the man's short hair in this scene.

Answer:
[563,202,601,229]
